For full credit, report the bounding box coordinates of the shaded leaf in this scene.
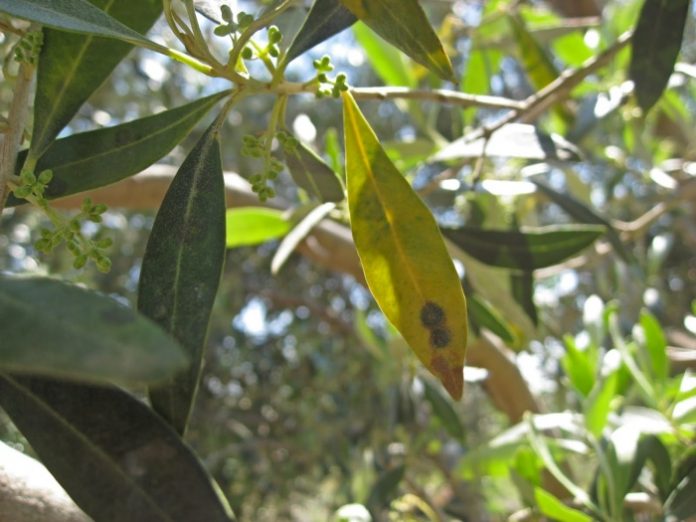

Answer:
[343,91,468,400]
[271,202,335,274]
[284,139,345,202]
[7,91,228,206]
[226,207,291,248]
[441,224,604,271]
[468,294,516,346]
[194,0,224,23]
[423,380,464,439]
[285,0,357,63]
[432,124,581,162]
[0,375,234,521]
[340,0,454,81]
[534,487,593,522]
[0,0,155,47]
[0,275,187,385]
[666,450,696,520]
[511,270,537,326]
[629,0,690,113]
[631,435,672,501]
[29,0,162,161]
[366,465,405,513]
[138,121,226,435]
[531,179,633,263]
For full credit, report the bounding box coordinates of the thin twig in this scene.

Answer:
[0,61,34,212]
[465,31,634,143]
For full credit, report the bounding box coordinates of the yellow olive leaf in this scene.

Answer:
[343,91,468,399]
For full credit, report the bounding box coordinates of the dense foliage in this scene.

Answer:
[1,0,695,520]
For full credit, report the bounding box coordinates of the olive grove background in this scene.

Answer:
[1,0,695,521]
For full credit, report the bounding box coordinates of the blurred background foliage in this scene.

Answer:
[1,0,695,520]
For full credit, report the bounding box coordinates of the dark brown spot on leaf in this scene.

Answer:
[430,327,450,348]
[420,301,445,328]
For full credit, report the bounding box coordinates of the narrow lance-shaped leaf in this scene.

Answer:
[138,119,226,435]
[531,179,633,263]
[0,0,156,47]
[340,0,455,81]
[0,275,187,385]
[283,138,345,202]
[29,0,162,161]
[226,207,291,248]
[285,0,357,63]
[0,375,234,521]
[343,91,468,400]
[629,0,691,114]
[441,224,605,271]
[7,91,229,206]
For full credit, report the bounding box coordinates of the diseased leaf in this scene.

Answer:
[285,0,357,63]
[226,207,291,248]
[629,0,690,114]
[283,139,345,202]
[0,375,234,521]
[432,124,581,162]
[340,0,454,81]
[271,202,335,274]
[531,179,633,263]
[7,91,228,206]
[441,225,604,271]
[343,91,468,400]
[29,0,162,160]
[0,275,187,385]
[0,0,155,47]
[138,121,226,435]
[423,380,464,439]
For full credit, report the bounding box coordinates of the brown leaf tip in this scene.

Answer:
[420,301,445,328]
[432,356,463,400]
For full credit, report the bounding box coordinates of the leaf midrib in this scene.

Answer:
[2,375,173,521]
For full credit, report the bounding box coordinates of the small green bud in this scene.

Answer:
[317,73,328,83]
[268,45,279,58]
[35,238,51,252]
[241,46,253,60]
[237,12,254,28]
[73,255,88,269]
[268,26,282,43]
[220,5,233,22]
[12,186,31,199]
[95,238,113,249]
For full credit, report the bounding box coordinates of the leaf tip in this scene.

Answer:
[431,355,464,400]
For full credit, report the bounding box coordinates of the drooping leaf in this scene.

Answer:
[441,224,604,271]
[343,91,468,400]
[0,0,155,47]
[7,91,228,206]
[0,275,187,385]
[29,0,162,161]
[423,380,464,439]
[534,487,593,522]
[271,202,335,274]
[531,180,633,263]
[138,120,226,435]
[511,270,537,326]
[285,0,357,63]
[629,0,690,114]
[0,375,234,521]
[283,139,345,202]
[340,0,454,81]
[226,207,291,248]
[432,124,581,162]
